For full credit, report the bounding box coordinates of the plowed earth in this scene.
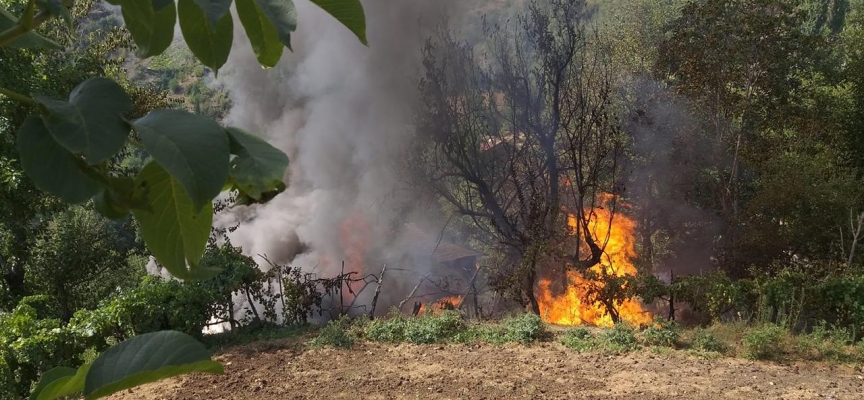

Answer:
[109,339,864,399]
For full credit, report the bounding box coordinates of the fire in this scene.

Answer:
[337,211,372,306]
[419,295,462,315]
[536,193,651,327]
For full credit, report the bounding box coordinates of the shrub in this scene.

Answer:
[690,329,726,353]
[70,276,216,343]
[309,316,354,349]
[502,313,546,344]
[453,324,507,344]
[741,324,786,360]
[602,323,639,353]
[365,314,407,343]
[640,320,680,347]
[796,323,853,361]
[403,311,465,344]
[561,327,596,352]
[0,303,85,399]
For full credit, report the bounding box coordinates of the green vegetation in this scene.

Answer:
[3,0,864,397]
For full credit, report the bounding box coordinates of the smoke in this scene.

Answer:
[623,78,723,276]
[212,0,456,313]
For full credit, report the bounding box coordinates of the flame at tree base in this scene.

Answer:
[537,269,651,328]
[536,194,652,328]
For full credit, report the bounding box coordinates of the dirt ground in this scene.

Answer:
[110,338,864,400]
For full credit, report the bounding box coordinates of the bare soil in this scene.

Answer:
[110,338,864,399]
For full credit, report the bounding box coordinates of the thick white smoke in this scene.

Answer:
[212,0,456,314]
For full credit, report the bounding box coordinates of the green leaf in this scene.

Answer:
[29,367,76,400]
[236,0,283,67]
[16,116,102,204]
[178,0,233,73]
[252,0,295,50]
[226,127,288,200]
[133,109,229,211]
[308,0,366,45]
[120,0,176,58]
[132,162,213,280]
[35,78,133,165]
[94,177,149,220]
[152,0,172,10]
[31,363,90,400]
[83,331,223,399]
[192,0,232,30]
[0,6,62,49]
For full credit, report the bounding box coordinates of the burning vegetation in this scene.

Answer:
[537,194,652,327]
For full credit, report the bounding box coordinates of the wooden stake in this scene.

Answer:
[368,264,387,319]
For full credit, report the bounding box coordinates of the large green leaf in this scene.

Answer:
[192,0,232,29]
[35,78,133,165]
[84,331,223,399]
[236,0,283,67]
[178,0,233,73]
[16,116,102,204]
[132,109,229,211]
[309,0,366,45]
[0,6,62,49]
[132,161,213,280]
[253,0,295,49]
[120,0,176,58]
[226,127,288,200]
[31,363,90,400]
[29,367,76,400]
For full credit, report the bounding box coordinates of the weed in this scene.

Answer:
[640,320,680,347]
[690,329,726,353]
[502,313,547,344]
[561,327,596,352]
[741,324,786,360]
[602,323,639,353]
[403,311,465,344]
[309,316,354,349]
[365,315,407,343]
[796,323,853,361]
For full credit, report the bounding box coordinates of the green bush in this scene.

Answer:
[602,323,639,353]
[70,276,216,344]
[0,303,85,399]
[741,324,786,360]
[365,314,407,343]
[561,327,596,351]
[309,316,354,349]
[403,311,465,344]
[690,329,726,353]
[501,313,546,344]
[796,323,853,361]
[453,324,507,344]
[640,320,680,347]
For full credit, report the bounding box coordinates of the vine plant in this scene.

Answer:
[1,0,366,397]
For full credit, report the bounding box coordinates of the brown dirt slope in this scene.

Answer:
[110,340,864,399]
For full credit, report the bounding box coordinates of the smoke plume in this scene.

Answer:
[212,0,455,313]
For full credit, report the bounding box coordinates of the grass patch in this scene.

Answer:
[601,323,639,353]
[203,322,310,350]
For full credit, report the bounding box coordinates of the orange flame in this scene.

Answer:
[537,193,651,327]
[419,295,461,315]
[337,211,371,305]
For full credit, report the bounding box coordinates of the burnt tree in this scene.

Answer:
[410,0,624,314]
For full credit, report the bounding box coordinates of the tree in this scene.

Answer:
[26,206,140,322]
[412,0,625,314]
